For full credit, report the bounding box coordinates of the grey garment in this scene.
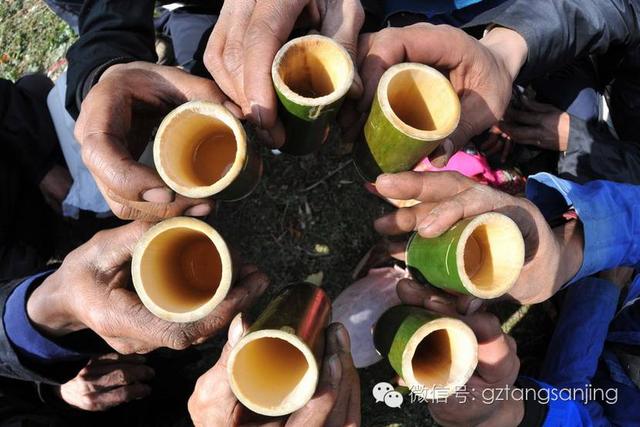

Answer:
[558,116,640,184]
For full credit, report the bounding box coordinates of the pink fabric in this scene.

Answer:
[414,151,502,186]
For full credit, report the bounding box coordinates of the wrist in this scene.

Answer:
[553,219,584,287]
[480,27,528,83]
[27,271,85,337]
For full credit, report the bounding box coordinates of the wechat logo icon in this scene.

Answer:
[373,382,403,408]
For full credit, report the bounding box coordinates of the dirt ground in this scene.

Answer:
[1,2,557,426]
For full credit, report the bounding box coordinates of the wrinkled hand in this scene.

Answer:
[188,315,360,427]
[373,171,583,304]
[57,353,153,411]
[75,61,237,220]
[205,0,364,147]
[27,221,269,354]
[498,98,570,152]
[356,24,527,166]
[396,279,524,426]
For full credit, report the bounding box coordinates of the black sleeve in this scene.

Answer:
[65,0,157,119]
[0,77,60,186]
[558,115,640,185]
[465,0,640,83]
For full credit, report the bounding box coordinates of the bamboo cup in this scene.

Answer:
[353,63,461,182]
[227,283,331,416]
[406,212,525,299]
[374,306,477,399]
[131,217,233,323]
[272,35,355,155]
[154,101,262,201]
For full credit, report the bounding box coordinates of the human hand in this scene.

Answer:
[396,279,523,426]
[39,164,72,213]
[57,353,153,411]
[356,24,527,166]
[205,0,364,147]
[26,221,269,354]
[373,171,584,304]
[75,61,238,220]
[188,315,360,427]
[496,98,570,153]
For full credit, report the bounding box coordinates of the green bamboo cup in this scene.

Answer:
[131,217,234,323]
[227,283,331,416]
[272,34,354,155]
[154,101,263,201]
[353,63,461,182]
[406,212,525,299]
[374,305,477,399]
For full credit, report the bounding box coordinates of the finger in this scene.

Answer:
[374,171,473,203]
[521,96,557,114]
[413,185,507,238]
[396,279,459,316]
[358,28,407,112]
[324,324,360,427]
[87,353,146,365]
[374,201,437,236]
[87,221,153,271]
[83,365,155,389]
[500,123,543,142]
[243,0,308,128]
[479,130,500,151]
[504,107,543,126]
[87,383,151,411]
[319,0,364,98]
[387,241,407,261]
[205,0,254,110]
[500,138,513,163]
[464,312,519,384]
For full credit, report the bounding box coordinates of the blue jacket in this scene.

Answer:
[525,173,640,426]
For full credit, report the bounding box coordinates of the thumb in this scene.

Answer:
[320,0,365,98]
[89,221,154,271]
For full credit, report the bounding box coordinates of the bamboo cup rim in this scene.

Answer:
[455,213,524,298]
[131,217,233,323]
[154,101,248,198]
[227,329,319,416]
[378,63,460,141]
[401,317,478,399]
[272,34,354,109]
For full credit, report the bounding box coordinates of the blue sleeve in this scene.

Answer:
[3,272,88,364]
[526,172,640,284]
[521,378,607,427]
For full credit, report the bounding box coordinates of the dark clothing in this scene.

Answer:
[65,0,157,119]
[0,75,62,280]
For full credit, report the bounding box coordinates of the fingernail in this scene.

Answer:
[443,138,454,159]
[376,173,391,185]
[407,280,424,291]
[256,128,274,147]
[335,324,350,352]
[142,187,175,203]
[329,354,342,381]
[224,101,243,119]
[250,102,262,128]
[229,313,245,345]
[465,298,483,315]
[418,218,435,235]
[184,203,212,217]
[428,295,454,306]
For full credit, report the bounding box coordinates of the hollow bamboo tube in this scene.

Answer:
[272,35,355,155]
[406,212,525,299]
[227,283,331,416]
[374,306,477,399]
[353,63,461,182]
[154,101,263,200]
[131,217,233,323]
